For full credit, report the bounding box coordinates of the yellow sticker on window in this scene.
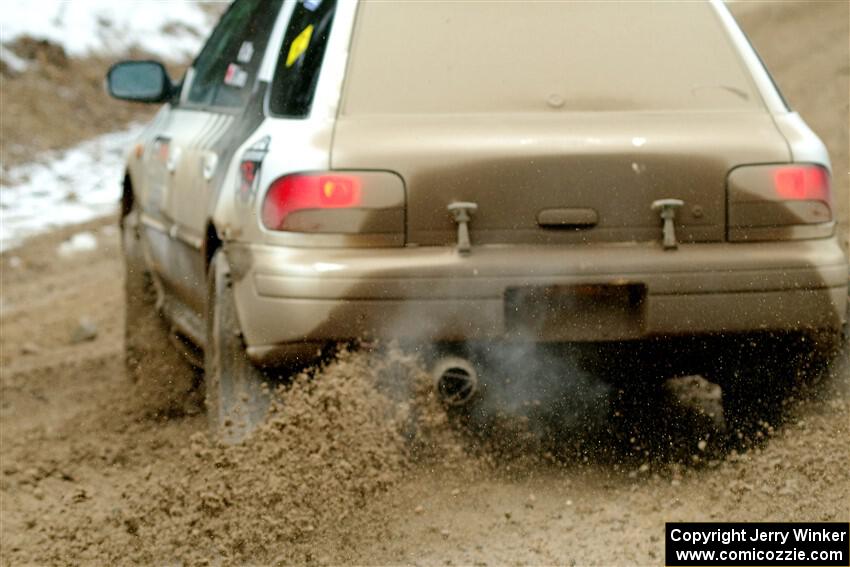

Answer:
[286,24,314,68]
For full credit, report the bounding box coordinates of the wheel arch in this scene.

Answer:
[120,171,134,227]
[202,220,223,275]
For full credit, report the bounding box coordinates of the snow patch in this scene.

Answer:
[0,126,143,252]
[0,0,221,61]
[57,231,99,257]
[0,44,29,72]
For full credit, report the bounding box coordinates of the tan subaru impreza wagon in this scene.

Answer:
[107,0,848,442]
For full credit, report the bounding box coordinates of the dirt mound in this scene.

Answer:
[0,38,189,175]
[97,348,461,565]
[6,36,69,69]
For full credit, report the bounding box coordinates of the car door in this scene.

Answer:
[163,0,284,315]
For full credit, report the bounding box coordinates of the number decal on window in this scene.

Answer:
[286,25,314,67]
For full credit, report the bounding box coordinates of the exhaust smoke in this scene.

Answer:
[461,341,614,448]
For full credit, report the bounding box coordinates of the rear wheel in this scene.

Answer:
[710,332,840,445]
[205,249,272,443]
[123,208,198,416]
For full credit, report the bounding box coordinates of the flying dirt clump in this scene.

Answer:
[114,346,463,565]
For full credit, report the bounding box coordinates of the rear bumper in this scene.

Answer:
[228,238,849,363]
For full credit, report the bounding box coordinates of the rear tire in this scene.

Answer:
[205,249,272,443]
[710,332,840,445]
[123,208,198,416]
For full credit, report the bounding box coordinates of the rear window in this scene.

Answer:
[342,1,762,115]
[269,0,336,117]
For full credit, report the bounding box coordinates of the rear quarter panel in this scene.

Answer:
[725,0,850,259]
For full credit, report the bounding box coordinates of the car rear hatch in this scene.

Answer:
[331,1,790,247]
[332,113,789,246]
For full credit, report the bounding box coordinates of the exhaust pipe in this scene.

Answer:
[432,356,479,406]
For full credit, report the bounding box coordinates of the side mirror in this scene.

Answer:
[106,60,173,103]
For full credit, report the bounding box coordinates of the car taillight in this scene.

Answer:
[261,173,362,229]
[727,164,833,242]
[772,166,830,202]
[260,171,405,242]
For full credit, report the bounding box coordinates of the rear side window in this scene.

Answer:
[187,0,283,109]
[342,2,762,114]
[269,0,337,118]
